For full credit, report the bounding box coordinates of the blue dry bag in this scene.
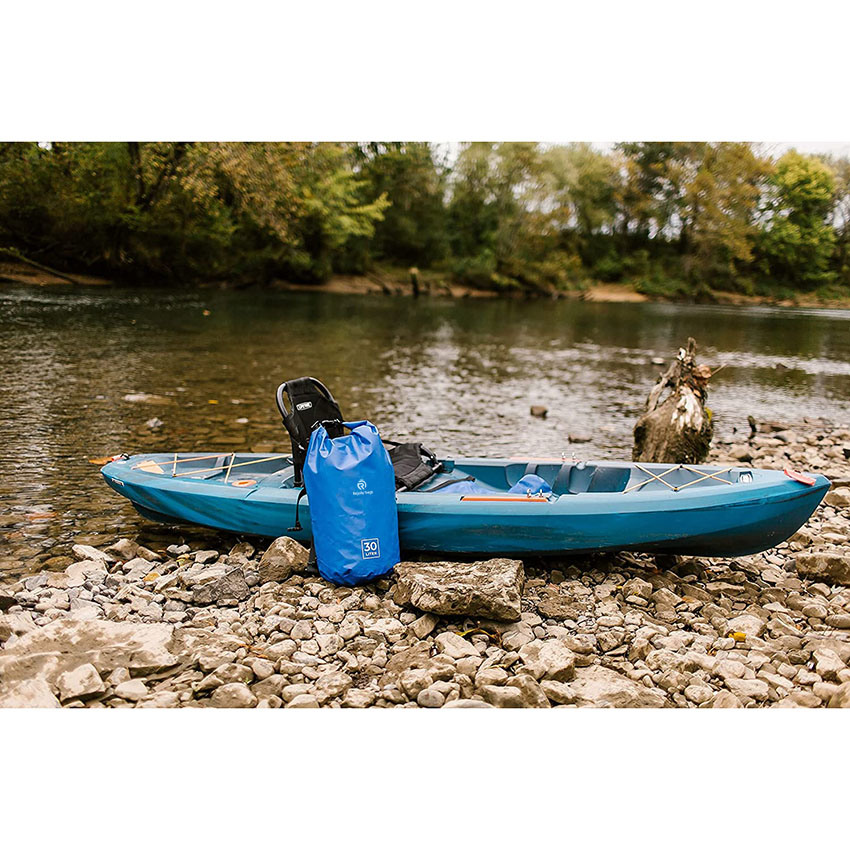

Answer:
[303,420,400,586]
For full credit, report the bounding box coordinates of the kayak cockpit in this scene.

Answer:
[123,453,750,497]
[449,459,748,495]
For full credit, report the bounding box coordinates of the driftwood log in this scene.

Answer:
[633,338,713,464]
[0,247,84,286]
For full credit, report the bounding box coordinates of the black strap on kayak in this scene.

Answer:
[276,377,344,487]
[288,486,308,532]
[384,441,443,491]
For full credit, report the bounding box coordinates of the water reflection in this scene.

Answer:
[1,284,848,576]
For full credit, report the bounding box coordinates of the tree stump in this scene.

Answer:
[633,338,713,464]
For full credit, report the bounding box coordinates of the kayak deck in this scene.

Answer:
[101,452,830,557]
[121,452,745,493]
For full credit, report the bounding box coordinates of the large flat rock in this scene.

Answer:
[0,679,61,708]
[795,551,850,586]
[570,665,669,708]
[394,558,524,622]
[0,618,179,700]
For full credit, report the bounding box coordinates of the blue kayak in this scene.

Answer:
[100,452,829,557]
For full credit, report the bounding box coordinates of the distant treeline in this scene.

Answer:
[1,142,848,297]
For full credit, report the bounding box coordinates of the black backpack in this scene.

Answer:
[383,441,443,490]
[276,377,345,486]
[276,376,442,491]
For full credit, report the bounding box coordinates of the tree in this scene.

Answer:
[683,142,767,283]
[616,142,695,239]
[0,142,389,283]
[350,143,448,266]
[758,150,837,289]
[446,142,499,260]
[543,143,620,236]
[822,155,850,279]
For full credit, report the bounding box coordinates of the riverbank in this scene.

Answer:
[4,258,850,309]
[1,421,848,708]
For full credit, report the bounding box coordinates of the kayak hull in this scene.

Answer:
[101,453,830,557]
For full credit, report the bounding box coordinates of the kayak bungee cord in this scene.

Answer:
[132,453,293,479]
[132,452,233,471]
[170,455,292,479]
[624,463,736,494]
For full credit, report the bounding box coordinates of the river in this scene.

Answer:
[2,283,849,577]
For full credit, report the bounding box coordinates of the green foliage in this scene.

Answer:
[1,141,848,297]
[451,249,498,290]
[351,143,448,266]
[593,254,624,282]
[633,274,690,299]
[758,150,837,290]
[0,142,388,283]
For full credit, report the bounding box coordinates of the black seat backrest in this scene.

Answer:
[276,377,344,486]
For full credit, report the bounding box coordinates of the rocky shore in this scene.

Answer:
[1,421,849,709]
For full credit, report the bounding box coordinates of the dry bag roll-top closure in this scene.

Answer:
[304,421,400,586]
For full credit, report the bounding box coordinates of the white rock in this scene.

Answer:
[248,657,275,680]
[56,663,105,702]
[417,687,446,708]
[210,683,258,708]
[258,537,309,583]
[519,639,576,682]
[684,683,715,705]
[0,618,178,688]
[0,679,61,708]
[286,694,320,708]
[713,659,747,682]
[394,558,524,622]
[726,678,769,702]
[623,577,653,599]
[727,614,766,638]
[410,613,439,639]
[364,618,406,643]
[72,544,116,564]
[114,679,149,701]
[435,632,481,659]
[314,671,352,701]
[341,688,375,708]
[540,680,576,705]
[399,668,433,700]
[712,690,744,708]
[814,648,846,681]
[569,666,668,707]
[107,667,131,686]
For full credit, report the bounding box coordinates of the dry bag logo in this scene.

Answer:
[353,478,373,496]
[361,538,380,559]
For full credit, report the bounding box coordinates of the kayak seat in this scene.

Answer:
[568,463,595,494]
[587,466,630,493]
[552,463,631,495]
[276,377,345,487]
[386,441,443,491]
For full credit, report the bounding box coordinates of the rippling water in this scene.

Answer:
[2,283,849,576]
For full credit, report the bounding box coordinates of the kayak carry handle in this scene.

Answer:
[784,468,816,486]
